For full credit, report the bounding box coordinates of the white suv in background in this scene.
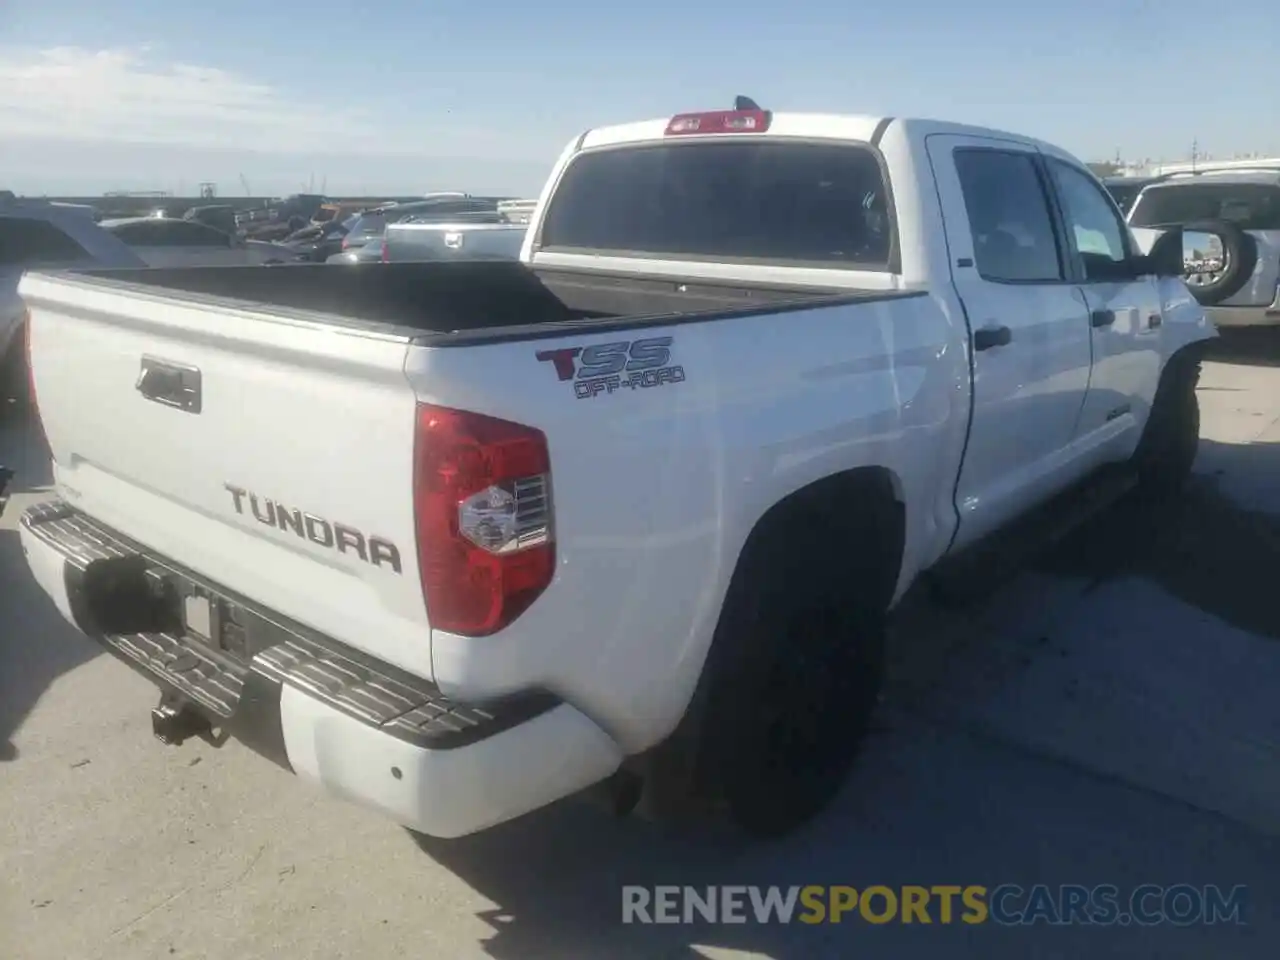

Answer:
[1,195,145,405]
[1127,169,1280,327]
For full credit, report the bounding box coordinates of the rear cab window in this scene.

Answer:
[537,140,895,268]
[0,216,92,266]
[347,214,388,237]
[1129,182,1280,229]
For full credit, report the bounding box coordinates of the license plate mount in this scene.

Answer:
[183,594,213,641]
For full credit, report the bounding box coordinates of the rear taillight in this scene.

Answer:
[413,403,554,637]
[380,239,389,263]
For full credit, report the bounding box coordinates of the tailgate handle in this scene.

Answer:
[137,357,202,414]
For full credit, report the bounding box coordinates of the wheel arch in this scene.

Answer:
[725,465,907,628]
[633,464,907,822]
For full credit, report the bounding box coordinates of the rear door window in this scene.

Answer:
[0,216,92,265]
[1129,182,1280,229]
[539,141,894,268]
[952,149,1064,283]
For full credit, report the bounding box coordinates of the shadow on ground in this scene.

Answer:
[1039,438,1280,641]
[0,410,94,762]
[1206,328,1280,369]
[0,404,52,490]
[404,437,1280,960]
[407,717,1280,960]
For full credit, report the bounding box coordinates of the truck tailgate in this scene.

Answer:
[20,271,435,681]
[385,223,526,262]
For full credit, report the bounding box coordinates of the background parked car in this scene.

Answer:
[326,236,388,264]
[1102,175,1166,215]
[100,217,294,267]
[1127,168,1280,326]
[2,198,145,404]
[281,215,358,262]
[182,204,239,237]
[310,202,371,227]
[381,219,527,262]
[335,195,516,258]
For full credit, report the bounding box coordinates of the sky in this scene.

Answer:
[1,0,1278,198]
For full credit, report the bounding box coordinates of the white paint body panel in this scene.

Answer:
[278,689,623,839]
[17,112,1216,836]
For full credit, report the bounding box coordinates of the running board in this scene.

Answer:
[927,465,1138,607]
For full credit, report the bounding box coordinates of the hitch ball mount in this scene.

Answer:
[150,697,228,748]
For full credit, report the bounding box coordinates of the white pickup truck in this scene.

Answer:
[15,105,1211,841]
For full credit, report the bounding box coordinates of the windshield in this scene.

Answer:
[539,140,894,267]
[1129,182,1280,229]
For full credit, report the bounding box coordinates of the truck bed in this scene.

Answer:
[61,262,902,344]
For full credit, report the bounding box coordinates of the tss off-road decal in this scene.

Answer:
[536,337,686,399]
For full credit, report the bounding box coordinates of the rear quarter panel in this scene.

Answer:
[417,293,970,753]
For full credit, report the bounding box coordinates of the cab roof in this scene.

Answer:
[578,112,1067,161]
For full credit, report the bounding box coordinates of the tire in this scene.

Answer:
[1134,351,1201,498]
[691,503,892,839]
[1181,219,1256,307]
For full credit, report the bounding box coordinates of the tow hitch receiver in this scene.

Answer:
[151,697,221,747]
[0,466,13,519]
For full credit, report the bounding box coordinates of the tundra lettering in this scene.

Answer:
[224,483,402,573]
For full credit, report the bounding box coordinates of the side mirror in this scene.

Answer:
[1139,227,1186,278]
[1081,251,1148,282]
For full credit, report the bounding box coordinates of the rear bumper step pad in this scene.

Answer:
[20,500,558,765]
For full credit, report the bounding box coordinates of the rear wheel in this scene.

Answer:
[690,505,892,838]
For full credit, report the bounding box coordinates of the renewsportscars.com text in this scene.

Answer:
[621,884,1248,927]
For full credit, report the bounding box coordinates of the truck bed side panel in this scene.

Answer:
[416,291,970,753]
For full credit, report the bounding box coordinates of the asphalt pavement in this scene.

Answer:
[3,335,1280,959]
